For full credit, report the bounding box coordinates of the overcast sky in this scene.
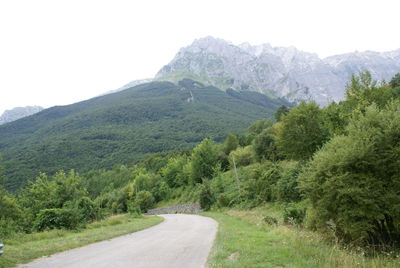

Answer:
[1,0,399,114]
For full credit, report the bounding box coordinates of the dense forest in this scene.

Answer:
[0,79,289,191]
[1,71,400,251]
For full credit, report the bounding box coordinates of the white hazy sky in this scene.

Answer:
[1,0,399,114]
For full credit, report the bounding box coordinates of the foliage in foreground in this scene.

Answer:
[301,101,400,246]
[204,208,400,268]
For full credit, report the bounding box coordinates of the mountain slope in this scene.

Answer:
[156,37,400,105]
[0,79,289,191]
[0,106,43,125]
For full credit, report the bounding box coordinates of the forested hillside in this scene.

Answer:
[0,79,289,191]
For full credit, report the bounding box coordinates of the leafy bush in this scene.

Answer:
[0,219,18,238]
[34,208,81,231]
[229,146,254,167]
[75,197,100,222]
[253,128,278,161]
[244,162,281,204]
[216,194,230,208]
[199,181,215,211]
[263,215,278,225]
[190,138,220,184]
[300,102,400,246]
[274,161,302,202]
[283,203,306,225]
[134,191,155,212]
[128,202,142,218]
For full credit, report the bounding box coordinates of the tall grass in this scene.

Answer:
[204,205,400,268]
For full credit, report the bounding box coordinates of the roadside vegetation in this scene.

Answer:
[1,71,400,266]
[204,207,400,268]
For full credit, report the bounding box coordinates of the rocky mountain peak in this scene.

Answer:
[0,105,44,125]
[156,37,400,106]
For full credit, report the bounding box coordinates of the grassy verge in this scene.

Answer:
[203,205,400,268]
[0,214,163,268]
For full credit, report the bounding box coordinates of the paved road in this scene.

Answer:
[21,214,218,268]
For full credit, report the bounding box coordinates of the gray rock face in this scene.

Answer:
[0,106,43,125]
[156,37,400,105]
[145,204,202,215]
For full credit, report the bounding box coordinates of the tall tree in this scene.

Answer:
[223,133,239,154]
[190,138,219,183]
[275,101,328,160]
[274,105,290,122]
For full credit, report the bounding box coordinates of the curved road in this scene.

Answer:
[21,214,218,268]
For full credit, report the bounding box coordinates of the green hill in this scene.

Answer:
[0,79,289,191]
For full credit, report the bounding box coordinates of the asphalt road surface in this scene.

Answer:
[20,214,218,268]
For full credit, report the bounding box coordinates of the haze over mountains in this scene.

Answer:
[156,36,400,105]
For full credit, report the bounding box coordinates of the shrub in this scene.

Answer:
[34,208,80,231]
[199,181,215,211]
[274,161,302,202]
[263,215,278,225]
[216,194,230,208]
[0,219,17,238]
[283,203,306,225]
[300,102,400,246]
[128,201,142,218]
[135,191,155,213]
[253,128,278,161]
[75,197,100,222]
[229,146,254,167]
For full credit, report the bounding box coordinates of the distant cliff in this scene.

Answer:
[0,106,44,125]
[156,36,400,105]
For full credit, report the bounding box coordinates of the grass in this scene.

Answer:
[203,205,400,268]
[0,214,163,268]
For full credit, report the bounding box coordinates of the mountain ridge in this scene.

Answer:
[0,79,290,191]
[155,36,400,105]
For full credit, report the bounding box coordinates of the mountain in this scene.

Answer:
[0,106,44,125]
[156,37,400,105]
[0,79,289,191]
[100,78,153,96]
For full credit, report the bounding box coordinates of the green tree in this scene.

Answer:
[199,180,215,211]
[229,146,254,167]
[389,72,400,88]
[345,71,377,100]
[253,128,278,161]
[275,101,328,160]
[54,170,86,207]
[190,138,219,184]
[248,119,273,135]
[274,105,290,122]
[300,102,400,246]
[161,156,189,187]
[134,190,155,212]
[19,173,58,216]
[223,133,239,154]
